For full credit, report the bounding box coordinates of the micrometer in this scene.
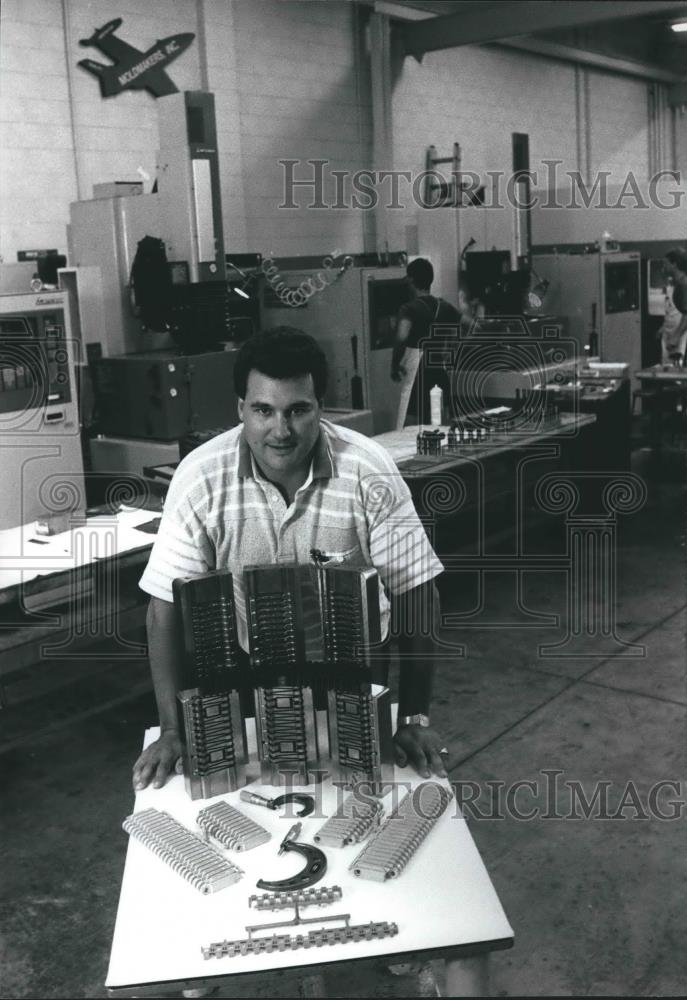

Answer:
[256,822,327,892]
[240,789,315,818]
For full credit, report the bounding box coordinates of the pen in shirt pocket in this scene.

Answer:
[310,548,331,565]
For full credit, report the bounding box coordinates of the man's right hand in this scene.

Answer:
[391,364,406,382]
[132,730,183,791]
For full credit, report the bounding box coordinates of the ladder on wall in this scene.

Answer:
[424,144,485,209]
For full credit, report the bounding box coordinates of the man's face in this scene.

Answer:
[238,370,322,483]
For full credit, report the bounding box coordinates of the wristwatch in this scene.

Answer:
[398,713,430,728]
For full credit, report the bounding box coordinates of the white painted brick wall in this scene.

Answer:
[391,43,580,254]
[1,0,678,285]
[231,0,370,256]
[390,39,676,254]
[677,109,687,175]
[587,72,649,184]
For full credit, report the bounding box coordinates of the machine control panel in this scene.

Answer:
[0,307,73,414]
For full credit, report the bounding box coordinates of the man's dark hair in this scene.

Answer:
[666,247,687,274]
[233,327,329,399]
[407,257,434,290]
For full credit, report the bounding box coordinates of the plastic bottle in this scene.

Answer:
[430,385,443,426]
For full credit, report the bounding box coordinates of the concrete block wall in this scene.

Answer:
[587,71,650,186]
[230,0,371,258]
[0,0,202,265]
[1,0,682,303]
[676,107,687,177]
[63,0,201,196]
[391,42,685,259]
[390,44,580,257]
[1,0,77,259]
[0,0,370,270]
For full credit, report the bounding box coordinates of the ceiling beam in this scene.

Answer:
[498,36,685,84]
[399,1,687,57]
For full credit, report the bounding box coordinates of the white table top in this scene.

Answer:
[106,724,513,993]
[635,364,687,382]
[0,506,155,593]
[373,413,594,466]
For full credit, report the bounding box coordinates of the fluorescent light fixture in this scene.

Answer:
[234,286,250,300]
[670,20,687,32]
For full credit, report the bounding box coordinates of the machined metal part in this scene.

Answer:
[256,822,327,892]
[245,906,351,937]
[123,808,243,894]
[254,684,319,786]
[313,792,384,848]
[316,564,381,669]
[177,688,248,799]
[314,564,394,790]
[245,564,316,785]
[249,885,343,910]
[416,429,445,456]
[349,782,452,882]
[201,920,398,959]
[244,564,306,668]
[327,686,395,791]
[239,789,316,817]
[196,800,271,852]
[173,570,243,693]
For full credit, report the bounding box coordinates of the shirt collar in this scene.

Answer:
[237,425,334,481]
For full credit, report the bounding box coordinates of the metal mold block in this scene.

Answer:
[177,688,248,798]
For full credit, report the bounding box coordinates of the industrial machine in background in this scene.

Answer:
[0,291,86,530]
[69,92,261,480]
[531,251,642,390]
[69,91,231,358]
[261,262,409,434]
[539,363,632,471]
[91,347,241,440]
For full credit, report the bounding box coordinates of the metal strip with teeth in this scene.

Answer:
[245,566,305,668]
[313,794,384,848]
[349,783,452,882]
[201,920,398,959]
[248,885,343,911]
[245,566,317,785]
[173,571,242,692]
[317,565,394,788]
[196,801,271,852]
[123,808,243,894]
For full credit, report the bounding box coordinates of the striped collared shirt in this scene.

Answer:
[139,419,443,651]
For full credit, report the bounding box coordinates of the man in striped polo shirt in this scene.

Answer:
[133,327,448,790]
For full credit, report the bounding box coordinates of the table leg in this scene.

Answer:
[443,954,490,997]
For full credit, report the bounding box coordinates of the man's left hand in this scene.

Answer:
[393,724,449,779]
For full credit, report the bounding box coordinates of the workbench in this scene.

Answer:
[106,721,514,998]
[373,412,596,473]
[0,506,157,681]
[634,365,687,451]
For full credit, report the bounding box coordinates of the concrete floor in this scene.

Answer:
[1,445,685,998]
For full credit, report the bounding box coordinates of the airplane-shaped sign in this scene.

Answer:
[77,18,194,98]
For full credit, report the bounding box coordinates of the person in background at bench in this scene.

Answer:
[390,258,463,429]
[133,327,450,790]
[659,247,687,365]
